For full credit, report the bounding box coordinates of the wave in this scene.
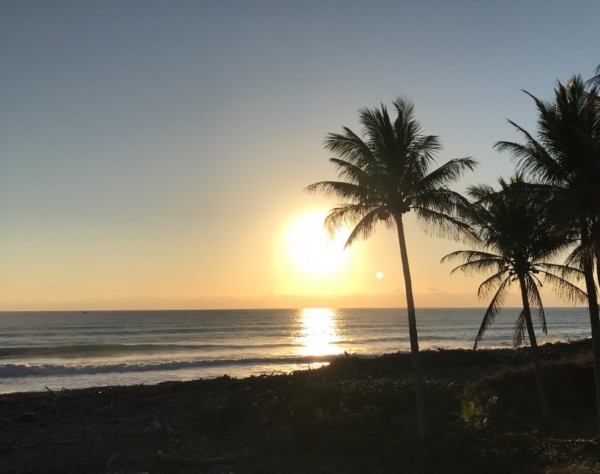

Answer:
[0,336,415,358]
[0,342,302,358]
[0,354,335,378]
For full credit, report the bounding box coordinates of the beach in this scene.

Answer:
[4,3,600,472]
[2,339,599,473]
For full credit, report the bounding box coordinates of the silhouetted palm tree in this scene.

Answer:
[495,75,600,423]
[306,97,476,438]
[583,66,600,290]
[442,176,586,419]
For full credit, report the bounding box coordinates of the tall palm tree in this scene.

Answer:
[306,97,477,438]
[495,75,600,423]
[442,176,586,419]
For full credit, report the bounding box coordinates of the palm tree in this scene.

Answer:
[442,176,586,419]
[583,65,600,288]
[495,75,600,423]
[306,97,477,438]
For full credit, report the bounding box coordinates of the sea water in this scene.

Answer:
[0,307,591,393]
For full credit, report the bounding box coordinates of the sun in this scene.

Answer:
[286,211,350,275]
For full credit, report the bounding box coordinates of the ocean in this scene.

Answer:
[0,307,591,394]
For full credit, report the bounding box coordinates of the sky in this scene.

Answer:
[1,0,599,311]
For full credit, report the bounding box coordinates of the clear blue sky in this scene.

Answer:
[1,0,599,310]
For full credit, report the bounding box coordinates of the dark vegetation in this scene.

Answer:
[2,339,599,473]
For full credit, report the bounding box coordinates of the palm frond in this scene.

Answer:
[359,105,395,159]
[413,206,475,242]
[305,180,370,202]
[441,249,502,263]
[585,63,600,91]
[390,97,442,173]
[566,239,596,269]
[419,157,478,190]
[323,203,381,236]
[324,128,373,167]
[467,183,496,202]
[413,133,443,161]
[392,97,417,132]
[328,158,373,185]
[412,187,470,211]
[341,207,391,248]
[536,262,584,280]
[474,277,512,350]
[525,275,547,335]
[448,260,505,278]
[477,270,511,300]
[441,250,506,278]
[539,270,588,304]
[495,119,567,185]
[513,310,527,348]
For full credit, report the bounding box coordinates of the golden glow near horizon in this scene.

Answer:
[285,211,350,276]
[296,308,343,356]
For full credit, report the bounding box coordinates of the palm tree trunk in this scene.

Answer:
[582,254,600,428]
[395,215,426,439]
[595,247,600,290]
[517,274,549,419]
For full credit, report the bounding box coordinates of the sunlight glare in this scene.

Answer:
[286,211,349,276]
[296,308,343,356]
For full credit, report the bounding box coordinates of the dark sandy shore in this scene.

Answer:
[1,339,599,473]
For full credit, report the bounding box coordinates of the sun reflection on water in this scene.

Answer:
[297,308,343,356]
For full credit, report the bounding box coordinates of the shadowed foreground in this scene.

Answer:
[2,340,599,473]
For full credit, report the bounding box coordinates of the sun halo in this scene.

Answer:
[286,211,350,276]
